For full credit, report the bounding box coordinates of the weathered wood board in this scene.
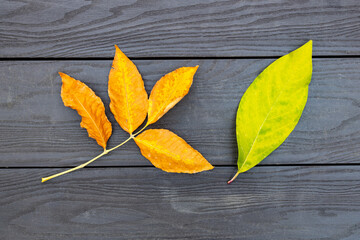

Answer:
[1,166,360,240]
[1,1,360,239]
[0,59,359,167]
[1,0,360,58]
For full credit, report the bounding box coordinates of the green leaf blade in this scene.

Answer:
[234,40,313,180]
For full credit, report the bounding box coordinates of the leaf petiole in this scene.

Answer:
[227,171,240,184]
[41,124,149,183]
[41,149,111,183]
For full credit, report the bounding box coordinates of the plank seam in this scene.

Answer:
[2,163,360,169]
[1,55,360,61]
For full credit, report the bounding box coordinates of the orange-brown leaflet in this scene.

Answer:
[108,45,148,134]
[147,66,198,125]
[134,129,213,173]
[59,72,112,149]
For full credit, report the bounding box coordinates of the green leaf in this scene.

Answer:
[228,40,313,184]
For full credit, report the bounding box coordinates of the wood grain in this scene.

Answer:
[0,0,360,58]
[0,59,359,167]
[1,166,360,239]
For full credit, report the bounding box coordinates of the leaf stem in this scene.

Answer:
[133,124,148,137]
[106,135,133,152]
[227,171,240,184]
[41,149,110,183]
[41,124,149,183]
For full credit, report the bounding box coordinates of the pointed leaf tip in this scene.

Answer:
[304,39,313,51]
[114,44,121,52]
[58,72,67,79]
[293,40,312,59]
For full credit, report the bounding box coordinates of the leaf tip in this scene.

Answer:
[113,45,128,61]
[192,65,199,73]
[182,65,199,78]
[302,40,313,54]
[113,45,125,58]
[58,72,71,85]
[202,163,214,173]
[58,72,66,78]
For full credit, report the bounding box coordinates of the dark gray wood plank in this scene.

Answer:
[1,166,360,239]
[0,58,359,167]
[0,0,359,58]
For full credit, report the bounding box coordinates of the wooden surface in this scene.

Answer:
[2,167,360,240]
[1,0,360,239]
[0,59,359,167]
[1,0,360,58]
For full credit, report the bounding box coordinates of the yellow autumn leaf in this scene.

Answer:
[228,40,313,183]
[59,72,112,149]
[108,45,148,134]
[147,66,198,125]
[134,129,213,173]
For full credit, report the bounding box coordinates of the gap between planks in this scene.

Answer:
[2,163,360,169]
[1,55,360,61]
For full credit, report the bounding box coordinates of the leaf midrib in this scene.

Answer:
[238,90,283,172]
[150,71,187,123]
[74,95,106,148]
[123,72,133,133]
[137,138,182,162]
